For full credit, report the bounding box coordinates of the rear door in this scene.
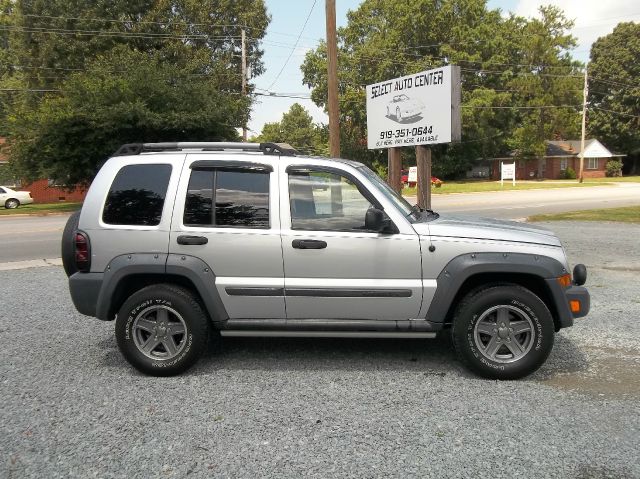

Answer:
[170,154,285,319]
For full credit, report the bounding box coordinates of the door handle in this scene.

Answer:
[292,239,327,249]
[177,235,208,245]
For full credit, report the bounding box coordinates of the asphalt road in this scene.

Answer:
[1,183,640,263]
[1,222,639,478]
[412,182,640,219]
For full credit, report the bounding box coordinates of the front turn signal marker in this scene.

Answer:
[570,300,581,313]
[557,274,572,287]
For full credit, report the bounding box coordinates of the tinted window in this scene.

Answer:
[184,169,269,228]
[0,187,5,193]
[289,171,373,231]
[102,164,172,226]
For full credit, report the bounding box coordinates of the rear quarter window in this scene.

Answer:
[102,164,172,226]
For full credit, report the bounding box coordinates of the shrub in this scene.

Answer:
[605,159,623,177]
[560,167,577,179]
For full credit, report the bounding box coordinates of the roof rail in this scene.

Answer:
[112,142,298,157]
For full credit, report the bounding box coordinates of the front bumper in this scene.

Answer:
[565,285,590,318]
[545,279,591,330]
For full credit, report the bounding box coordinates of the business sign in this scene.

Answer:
[366,65,461,149]
[501,162,516,186]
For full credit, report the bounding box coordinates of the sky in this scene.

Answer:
[247,0,639,136]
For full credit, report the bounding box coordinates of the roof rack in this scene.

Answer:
[112,142,298,157]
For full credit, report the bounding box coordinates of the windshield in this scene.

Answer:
[357,166,418,221]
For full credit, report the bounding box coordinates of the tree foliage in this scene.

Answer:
[0,0,270,184]
[255,103,328,156]
[301,0,582,178]
[588,22,640,156]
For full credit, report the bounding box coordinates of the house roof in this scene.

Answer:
[546,139,596,157]
[486,138,625,161]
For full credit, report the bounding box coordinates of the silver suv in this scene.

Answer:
[63,142,590,379]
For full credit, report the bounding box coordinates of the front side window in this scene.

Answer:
[184,169,269,228]
[289,170,373,231]
[587,158,598,169]
[560,159,568,171]
[102,164,172,226]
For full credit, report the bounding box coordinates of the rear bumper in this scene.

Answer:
[69,272,103,318]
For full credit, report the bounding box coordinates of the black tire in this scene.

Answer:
[115,284,210,376]
[61,211,81,277]
[5,198,19,209]
[452,284,554,380]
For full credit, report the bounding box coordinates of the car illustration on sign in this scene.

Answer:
[386,94,425,123]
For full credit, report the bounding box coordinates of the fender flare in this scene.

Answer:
[94,253,228,322]
[425,252,571,326]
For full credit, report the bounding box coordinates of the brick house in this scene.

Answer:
[0,137,87,203]
[487,139,624,180]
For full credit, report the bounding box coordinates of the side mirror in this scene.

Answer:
[365,208,384,231]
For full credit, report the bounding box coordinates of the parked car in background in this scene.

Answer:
[0,186,33,209]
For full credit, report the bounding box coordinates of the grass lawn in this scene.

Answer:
[581,176,640,183]
[0,202,81,216]
[529,206,640,223]
[402,180,611,196]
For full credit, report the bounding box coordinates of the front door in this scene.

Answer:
[170,154,285,319]
[280,163,422,320]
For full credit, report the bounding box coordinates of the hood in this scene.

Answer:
[412,213,561,247]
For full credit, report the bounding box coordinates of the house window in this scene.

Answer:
[587,158,599,170]
[560,159,568,171]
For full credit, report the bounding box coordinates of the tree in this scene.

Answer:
[301,0,582,178]
[0,1,270,184]
[255,103,327,156]
[588,22,640,160]
[9,47,249,185]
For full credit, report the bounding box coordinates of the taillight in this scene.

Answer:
[74,231,91,272]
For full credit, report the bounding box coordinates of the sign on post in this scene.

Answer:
[408,166,417,184]
[501,162,516,186]
[366,65,461,149]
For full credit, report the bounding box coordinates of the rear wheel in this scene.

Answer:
[115,284,210,376]
[5,198,19,209]
[452,284,554,379]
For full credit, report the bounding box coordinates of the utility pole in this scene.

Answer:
[416,146,432,210]
[241,28,248,142]
[579,66,588,183]
[326,0,340,157]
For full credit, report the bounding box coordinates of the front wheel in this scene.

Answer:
[452,284,554,380]
[115,284,210,376]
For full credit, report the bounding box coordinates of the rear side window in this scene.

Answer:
[102,164,172,226]
[184,169,269,228]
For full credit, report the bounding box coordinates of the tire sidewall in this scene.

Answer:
[454,286,554,379]
[115,286,208,376]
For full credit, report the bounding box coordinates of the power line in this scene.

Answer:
[590,106,640,119]
[19,13,250,31]
[265,0,317,91]
[0,25,241,41]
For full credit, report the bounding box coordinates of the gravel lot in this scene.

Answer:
[1,221,639,479]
